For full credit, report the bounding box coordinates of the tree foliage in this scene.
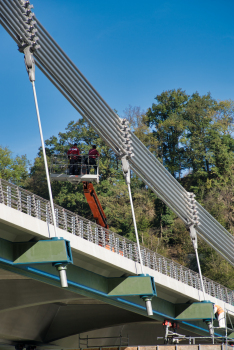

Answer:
[0,146,29,186]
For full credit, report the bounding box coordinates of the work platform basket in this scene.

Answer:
[50,154,99,183]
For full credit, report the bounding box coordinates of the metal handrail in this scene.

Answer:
[0,178,233,306]
[50,154,100,175]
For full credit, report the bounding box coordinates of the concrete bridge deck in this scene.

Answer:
[0,178,233,348]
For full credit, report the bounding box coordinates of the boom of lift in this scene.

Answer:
[50,154,108,229]
[83,182,109,229]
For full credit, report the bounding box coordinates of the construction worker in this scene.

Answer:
[214,304,225,328]
[87,145,99,174]
[67,143,80,175]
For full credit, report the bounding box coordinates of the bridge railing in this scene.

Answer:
[0,178,233,306]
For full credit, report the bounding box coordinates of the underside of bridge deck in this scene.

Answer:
[0,265,229,350]
[0,268,151,345]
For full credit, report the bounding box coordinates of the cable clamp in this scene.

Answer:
[23,46,35,82]
[121,156,130,185]
[117,118,134,158]
[18,0,40,53]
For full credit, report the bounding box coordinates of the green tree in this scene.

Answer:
[146,89,188,178]
[182,92,218,180]
[0,146,29,186]
[122,105,159,156]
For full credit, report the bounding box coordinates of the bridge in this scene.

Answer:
[0,178,233,348]
[1,0,234,348]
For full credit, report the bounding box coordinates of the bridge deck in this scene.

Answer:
[0,178,233,307]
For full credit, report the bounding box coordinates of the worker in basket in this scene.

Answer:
[67,143,81,175]
[86,145,99,174]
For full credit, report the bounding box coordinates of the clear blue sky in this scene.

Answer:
[1,0,234,165]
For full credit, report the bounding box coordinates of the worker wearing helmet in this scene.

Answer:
[87,145,99,174]
[67,143,80,175]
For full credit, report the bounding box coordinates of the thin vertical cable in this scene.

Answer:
[195,248,206,301]
[31,81,58,237]
[127,183,144,275]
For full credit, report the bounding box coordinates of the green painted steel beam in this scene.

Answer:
[176,302,214,320]
[0,254,221,337]
[0,237,222,337]
[0,255,169,321]
[228,332,234,339]
[108,276,157,296]
[14,239,72,264]
[0,237,73,265]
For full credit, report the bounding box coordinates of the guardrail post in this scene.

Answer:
[27,196,32,215]
[184,270,188,285]
[62,209,67,231]
[55,208,59,227]
[153,253,157,271]
[169,261,173,278]
[94,226,98,245]
[134,243,138,263]
[175,263,179,280]
[101,228,105,248]
[7,186,11,207]
[79,219,83,238]
[158,257,162,273]
[71,216,76,235]
[32,195,36,217]
[225,287,229,303]
[147,251,151,268]
[188,270,193,287]
[180,266,183,282]
[123,238,127,258]
[75,216,80,236]
[88,222,93,242]
[36,200,41,220]
[109,232,113,252]
[115,237,120,254]
[143,249,147,267]
[129,243,133,260]
[210,281,214,297]
[16,187,22,212]
[46,203,51,224]
[0,179,4,204]
[162,257,167,275]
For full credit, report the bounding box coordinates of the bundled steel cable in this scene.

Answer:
[1,0,234,266]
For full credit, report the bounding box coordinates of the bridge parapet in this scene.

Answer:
[0,178,233,306]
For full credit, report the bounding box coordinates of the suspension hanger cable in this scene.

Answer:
[122,156,144,275]
[127,182,145,275]
[24,46,58,238]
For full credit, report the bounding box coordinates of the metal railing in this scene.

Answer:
[50,154,99,177]
[0,178,233,306]
[79,334,129,348]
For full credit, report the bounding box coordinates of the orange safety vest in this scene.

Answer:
[215,304,224,315]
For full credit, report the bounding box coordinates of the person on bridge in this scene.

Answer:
[214,304,225,328]
[67,143,80,175]
[87,145,99,174]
